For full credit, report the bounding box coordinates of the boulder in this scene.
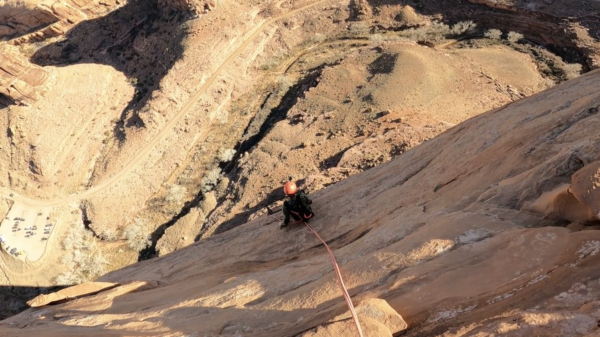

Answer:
[27,282,118,307]
[570,161,600,221]
[300,298,407,337]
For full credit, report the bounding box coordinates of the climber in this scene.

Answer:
[280,179,314,229]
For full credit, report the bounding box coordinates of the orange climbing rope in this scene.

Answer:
[304,222,364,337]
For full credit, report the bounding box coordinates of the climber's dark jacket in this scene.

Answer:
[282,191,313,226]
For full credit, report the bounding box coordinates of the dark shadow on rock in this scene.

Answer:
[319,146,352,170]
[0,94,12,108]
[30,0,189,143]
[138,188,205,262]
[209,186,285,237]
[0,285,66,320]
[367,53,398,80]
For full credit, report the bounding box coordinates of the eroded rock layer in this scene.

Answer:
[0,44,48,105]
[0,0,121,41]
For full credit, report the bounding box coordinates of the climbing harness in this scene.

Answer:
[289,209,313,220]
[304,222,364,337]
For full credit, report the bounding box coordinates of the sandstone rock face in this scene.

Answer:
[524,160,600,224]
[0,44,48,105]
[570,161,600,221]
[0,1,59,40]
[1,0,124,45]
[0,1,88,41]
[27,282,118,307]
[301,298,408,337]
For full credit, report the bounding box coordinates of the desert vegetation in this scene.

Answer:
[56,225,108,285]
[123,218,152,252]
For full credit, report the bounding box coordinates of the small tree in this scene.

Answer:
[484,29,503,40]
[450,21,476,35]
[218,148,236,163]
[123,218,151,252]
[165,184,187,203]
[507,31,524,43]
[99,227,119,241]
[201,168,223,193]
[562,63,582,80]
[56,224,108,285]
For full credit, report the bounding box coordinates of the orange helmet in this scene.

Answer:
[284,181,297,195]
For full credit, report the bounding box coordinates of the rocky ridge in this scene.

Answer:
[0,0,122,42]
[0,44,48,105]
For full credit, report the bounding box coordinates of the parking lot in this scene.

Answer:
[0,203,54,262]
